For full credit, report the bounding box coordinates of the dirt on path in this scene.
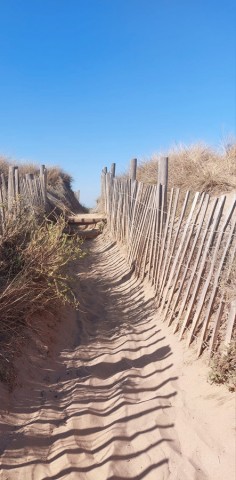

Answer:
[0,233,235,480]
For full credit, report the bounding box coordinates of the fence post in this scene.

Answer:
[158,156,168,222]
[14,166,20,213]
[40,164,47,208]
[101,167,107,213]
[129,158,137,183]
[8,166,15,212]
[1,174,7,203]
[110,163,116,179]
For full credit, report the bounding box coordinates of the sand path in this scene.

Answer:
[0,234,235,479]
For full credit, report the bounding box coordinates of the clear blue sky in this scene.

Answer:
[0,1,235,206]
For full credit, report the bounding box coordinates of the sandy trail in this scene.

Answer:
[0,234,235,480]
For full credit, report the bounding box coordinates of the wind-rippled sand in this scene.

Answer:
[0,234,234,479]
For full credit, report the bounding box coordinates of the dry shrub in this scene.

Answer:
[0,214,85,338]
[136,143,236,195]
[209,342,236,392]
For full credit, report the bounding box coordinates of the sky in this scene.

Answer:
[0,1,235,207]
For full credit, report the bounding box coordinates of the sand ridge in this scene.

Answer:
[0,233,235,479]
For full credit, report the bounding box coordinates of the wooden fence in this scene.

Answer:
[101,158,236,358]
[0,165,47,231]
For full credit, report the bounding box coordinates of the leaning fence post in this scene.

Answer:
[158,156,168,223]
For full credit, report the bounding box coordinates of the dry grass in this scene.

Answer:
[209,341,236,391]
[0,213,85,384]
[135,143,236,195]
[0,155,87,213]
[0,156,72,188]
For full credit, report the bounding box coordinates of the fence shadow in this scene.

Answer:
[0,236,178,479]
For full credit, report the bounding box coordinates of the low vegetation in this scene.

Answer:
[0,211,85,384]
[209,342,236,392]
[0,155,88,385]
[135,143,236,194]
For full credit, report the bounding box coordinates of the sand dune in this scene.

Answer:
[0,233,235,479]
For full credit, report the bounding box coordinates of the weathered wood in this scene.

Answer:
[110,163,116,179]
[154,188,174,288]
[40,165,47,206]
[159,156,168,223]
[186,196,233,347]
[224,300,236,348]
[197,215,236,356]
[141,185,158,279]
[127,182,143,265]
[130,158,137,183]
[129,184,151,266]
[133,186,153,272]
[159,156,168,189]
[68,214,106,225]
[1,174,7,203]
[178,196,225,340]
[158,188,179,293]
[159,191,198,316]
[8,166,15,211]
[163,192,205,325]
[0,187,5,230]
[158,189,189,303]
[152,184,166,285]
[14,166,19,199]
[208,301,225,359]
[171,194,210,332]
[101,159,236,359]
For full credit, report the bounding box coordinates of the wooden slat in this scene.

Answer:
[159,191,200,317]
[158,189,189,304]
[158,188,179,293]
[1,174,7,203]
[178,196,224,340]
[186,197,235,347]
[152,185,165,285]
[208,301,225,359]
[163,192,206,325]
[128,182,143,265]
[136,186,155,275]
[129,185,152,267]
[224,300,236,348]
[171,194,210,332]
[8,166,15,211]
[197,214,236,356]
[142,185,159,280]
[154,188,174,289]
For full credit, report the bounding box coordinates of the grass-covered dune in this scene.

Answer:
[132,143,236,195]
[0,155,87,214]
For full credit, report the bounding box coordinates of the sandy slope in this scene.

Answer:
[0,233,235,480]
